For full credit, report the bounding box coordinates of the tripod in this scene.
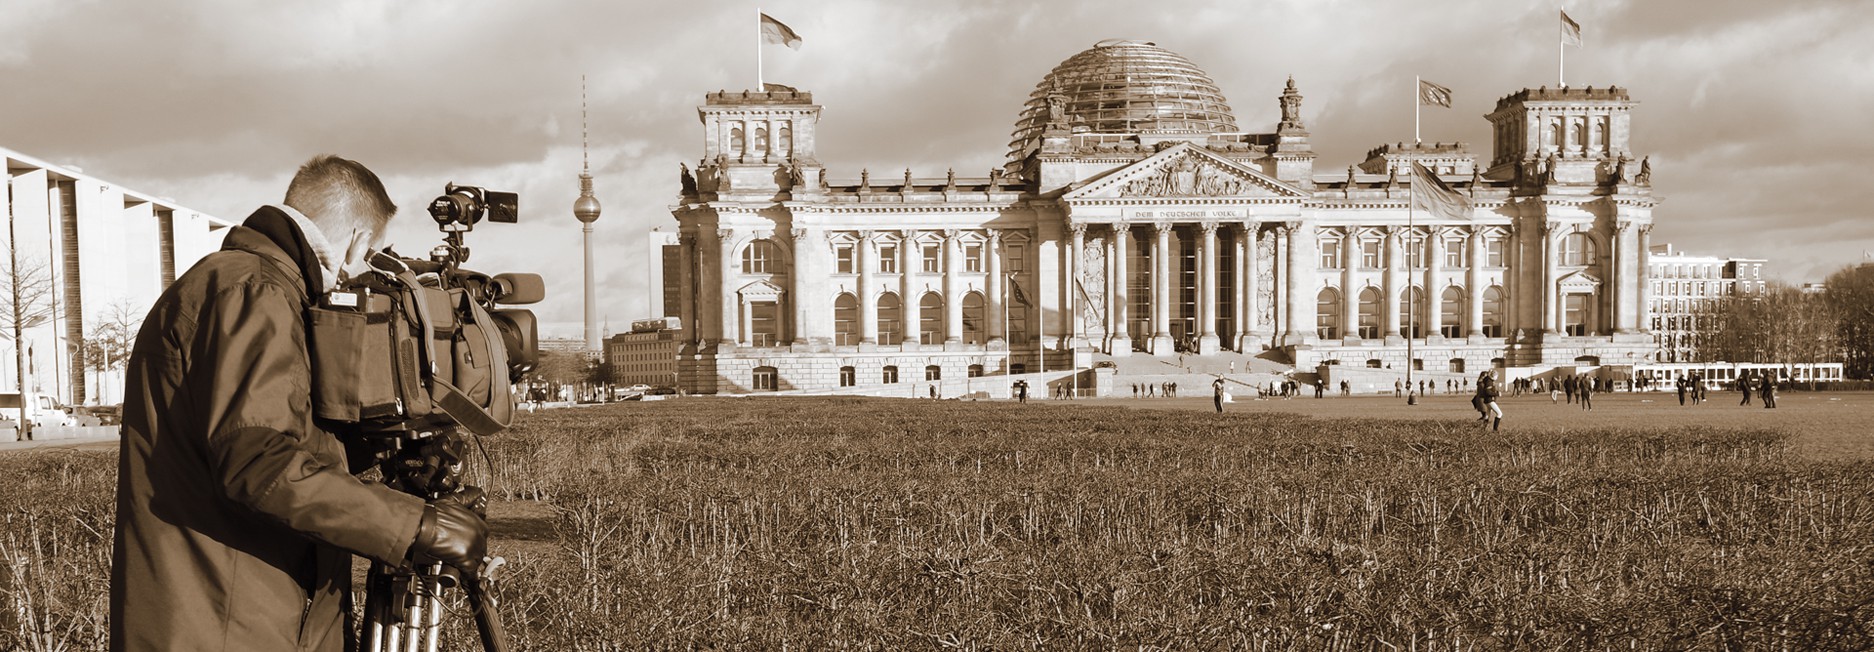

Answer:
[358,428,510,652]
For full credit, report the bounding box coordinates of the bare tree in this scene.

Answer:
[1692,283,1843,387]
[0,229,56,438]
[1824,264,1874,380]
[83,299,145,404]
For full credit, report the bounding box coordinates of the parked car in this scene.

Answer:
[0,393,70,429]
[67,405,120,427]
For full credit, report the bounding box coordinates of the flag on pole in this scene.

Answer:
[1008,275,1032,307]
[1418,79,1453,108]
[1561,10,1582,46]
[760,13,803,49]
[1410,161,1473,221]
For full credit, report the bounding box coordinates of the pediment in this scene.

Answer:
[737,279,786,300]
[1064,143,1307,200]
[1557,270,1601,292]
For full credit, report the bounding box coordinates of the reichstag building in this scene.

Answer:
[670,39,1660,394]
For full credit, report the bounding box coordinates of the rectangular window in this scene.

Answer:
[1319,240,1341,269]
[750,302,779,346]
[922,245,941,273]
[839,367,856,387]
[1406,237,1425,269]
[882,365,899,384]
[1486,239,1504,267]
[1362,239,1382,269]
[1006,243,1026,273]
[879,245,899,273]
[1444,239,1465,267]
[835,245,855,274]
[965,244,983,272]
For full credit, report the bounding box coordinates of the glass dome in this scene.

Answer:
[1006,40,1239,162]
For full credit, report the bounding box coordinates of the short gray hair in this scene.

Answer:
[283,155,397,241]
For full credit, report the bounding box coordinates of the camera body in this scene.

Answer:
[309,184,541,438]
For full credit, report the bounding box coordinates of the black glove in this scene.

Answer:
[411,502,489,576]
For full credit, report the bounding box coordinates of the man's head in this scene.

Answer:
[284,155,397,252]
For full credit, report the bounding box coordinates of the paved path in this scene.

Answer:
[0,435,119,453]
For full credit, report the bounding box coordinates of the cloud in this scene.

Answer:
[2,0,1871,337]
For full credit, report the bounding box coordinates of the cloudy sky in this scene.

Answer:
[4,0,1869,337]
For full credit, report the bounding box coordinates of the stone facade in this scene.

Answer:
[669,41,1662,394]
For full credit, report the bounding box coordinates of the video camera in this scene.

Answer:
[308,183,542,438]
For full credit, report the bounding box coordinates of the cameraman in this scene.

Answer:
[111,156,489,651]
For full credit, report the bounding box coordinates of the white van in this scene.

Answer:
[0,393,72,430]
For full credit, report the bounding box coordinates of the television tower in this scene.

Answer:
[573,75,603,350]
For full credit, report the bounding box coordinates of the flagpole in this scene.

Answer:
[1558,3,1566,87]
[1414,75,1421,145]
[1004,273,1011,399]
[756,7,764,89]
[1407,169,1416,404]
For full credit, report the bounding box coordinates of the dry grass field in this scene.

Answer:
[4,394,1873,650]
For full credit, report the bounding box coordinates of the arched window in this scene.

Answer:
[1440,287,1464,338]
[881,365,899,384]
[919,292,944,345]
[754,127,769,156]
[1560,232,1597,266]
[1316,288,1341,340]
[752,366,778,391]
[838,366,856,387]
[1482,286,1504,338]
[961,292,985,345]
[742,239,780,274]
[877,293,902,346]
[776,125,793,158]
[833,293,859,346]
[1400,287,1426,338]
[1357,287,1381,339]
[925,365,942,381]
[729,126,745,158]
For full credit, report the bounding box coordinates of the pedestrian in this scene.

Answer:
[1480,373,1504,431]
[1740,372,1753,406]
[1394,380,1402,397]
[111,156,487,651]
[1016,380,1028,403]
[1579,377,1593,411]
[930,384,938,399]
[1213,377,1227,413]
[1565,376,1576,403]
[1471,372,1490,421]
[1676,377,1687,406]
[1314,379,1324,398]
[1760,372,1777,408]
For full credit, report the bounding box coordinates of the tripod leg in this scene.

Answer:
[424,583,444,652]
[404,589,425,652]
[465,577,511,652]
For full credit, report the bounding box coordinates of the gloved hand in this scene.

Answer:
[411,502,489,576]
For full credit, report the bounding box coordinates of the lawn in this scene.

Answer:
[4,396,1872,650]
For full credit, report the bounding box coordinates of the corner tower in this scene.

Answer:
[691,89,824,201]
[1484,86,1637,186]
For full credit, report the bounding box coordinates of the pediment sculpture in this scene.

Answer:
[1120,155,1252,197]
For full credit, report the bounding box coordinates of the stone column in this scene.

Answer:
[944,230,964,345]
[678,232,698,345]
[1067,224,1086,349]
[1273,224,1288,342]
[900,231,920,347]
[1198,221,1220,354]
[1615,221,1637,333]
[718,229,738,347]
[1233,224,1250,349]
[1466,229,1484,337]
[1383,227,1402,341]
[1240,223,1261,349]
[791,227,816,346]
[859,231,879,346]
[1151,223,1173,354]
[1340,231,1357,340]
[1284,221,1315,345]
[1111,225,1132,355]
[1542,222,1559,334]
[987,230,1005,346]
[1425,229,1443,338]
[1638,224,1653,333]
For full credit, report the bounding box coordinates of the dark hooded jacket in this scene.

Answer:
[110,206,426,651]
